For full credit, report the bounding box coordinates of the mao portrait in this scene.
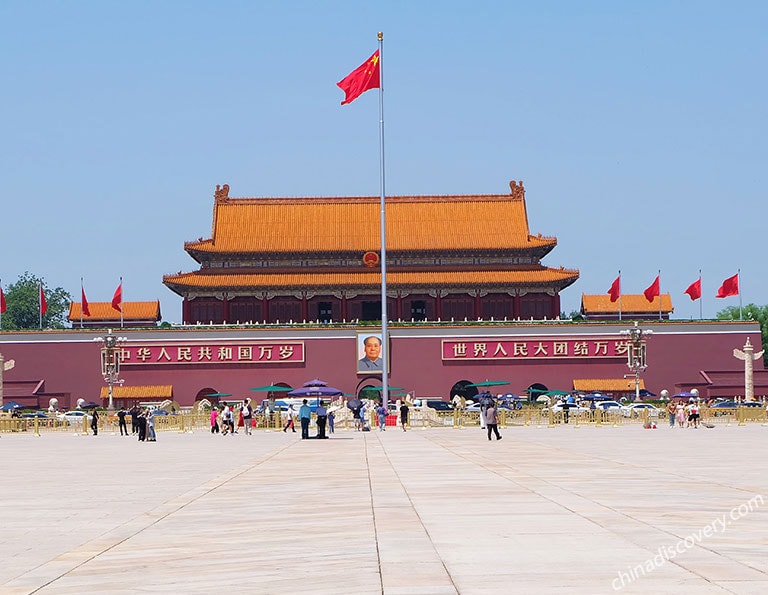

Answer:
[357,333,384,373]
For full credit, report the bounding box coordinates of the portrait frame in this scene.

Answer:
[357,332,386,374]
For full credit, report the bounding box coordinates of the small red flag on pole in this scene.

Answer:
[111,282,122,312]
[607,276,621,303]
[40,284,47,317]
[684,278,702,301]
[716,274,739,298]
[643,275,660,303]
[81,282,91,317]
[337,50,380,105]
[0,285,6,314]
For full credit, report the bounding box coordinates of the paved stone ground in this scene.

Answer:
[1,423,767,594]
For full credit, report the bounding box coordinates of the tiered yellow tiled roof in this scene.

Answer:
[99,385,173,399]
[186,182,557,254]
[581,294,673,314]
[163,268,579,291]
[573,378,646,392]
[68,301,161,321]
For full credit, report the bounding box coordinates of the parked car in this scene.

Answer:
[21,411,49,419]
[542,402,589,414]
[593,400,622,412]
[422,400,453,411]
[56,410,93,425]
[710,400,762,408]
[621,403,660,418]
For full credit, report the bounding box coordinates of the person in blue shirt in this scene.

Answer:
[299,399,312,439]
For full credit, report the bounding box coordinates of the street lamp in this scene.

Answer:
[95,330,126,411]
[620,322,652,403]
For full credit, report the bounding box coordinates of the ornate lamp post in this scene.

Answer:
[96,330,126,411]
[621,322,652,402]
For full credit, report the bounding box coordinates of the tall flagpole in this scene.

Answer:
[738,268,742,321]
[377,31,389,409]
[698,269,702,320]
[618,270,622,322]
[120,276,124,329]
[80,277,84,329]
[658,269,662,321]
[0,278,3,330]
[39,282,43,330]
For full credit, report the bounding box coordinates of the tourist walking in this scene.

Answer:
[283,404,296,432]
[90,409,99,436]
[130,405,139,434]
[675,401,685,427]
[242,399,253,435]
[222,405,234,435]
[328,409,335,434]
[666,400,676,428]
[299,399,311,439]
[117,407,129,436]
[485,403,502,440]
[400,401,409,431]
[210,407,220,434]
[137,410,147,442]
[352,404,362,431]
[147,409,156,441]
[316,401,328,439]
[377,402,387,431]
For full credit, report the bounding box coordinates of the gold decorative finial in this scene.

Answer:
[378,32,383,40]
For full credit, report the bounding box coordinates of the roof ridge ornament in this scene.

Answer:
[509,180,525,200]
[214,184,230,202]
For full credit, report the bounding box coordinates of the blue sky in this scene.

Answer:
[1,1,765,323]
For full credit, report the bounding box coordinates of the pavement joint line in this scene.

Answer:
[370,432,461,594]
[363,433,386,594]
[7,440,296,594]
[432,433,768,584]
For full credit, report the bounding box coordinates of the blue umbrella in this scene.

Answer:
[0,400,23,411]
[288,385,343,398]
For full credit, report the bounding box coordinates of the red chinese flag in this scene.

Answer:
[684,278,702,301]
[716,274,739,298]
[0,286,6,314]
[643,275,660,303]
[40,285,47,316]
[111,283,122,312]
[81,286,91,317]
[337,50,380,105]
[607,276,621,303]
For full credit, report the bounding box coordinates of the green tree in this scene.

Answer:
[716,303,768,365]
[1,272,72,330]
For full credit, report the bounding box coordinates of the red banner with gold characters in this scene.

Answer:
[442,338,629,361]
[119,341,305,366]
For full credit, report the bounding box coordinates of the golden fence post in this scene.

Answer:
[738,406,745,426]
[548,407,554,428]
